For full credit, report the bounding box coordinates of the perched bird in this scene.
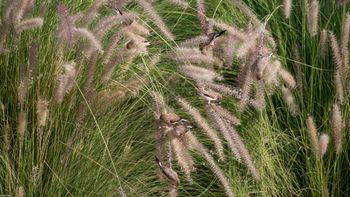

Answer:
[160,113,181,124]
[200,30,226,54]
[109,0,129,15]
[255,52,273,80]
[198,86,222,104]
[114,7,123,15]
[174,124,188,136]
[173,120,193,136]
[155,156,180,185]
[207,30,227,43]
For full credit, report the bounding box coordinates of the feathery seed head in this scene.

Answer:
[331,103,342,154]
[334,71,344,104]
[306,116,320,159]
[319,133,329,158]
[57,4,74,44]
[177,97,225,160]
[15,18,44,33]
[279,68,296,89]
[281,86,298,115]
[137,0,175,40]
[320,29,328,57]
[307,0,319,36]
[18,110,27,138]
[16,185,25,197]
[329,31,343,74]
[37,99,49,127]
[283,0,292,19]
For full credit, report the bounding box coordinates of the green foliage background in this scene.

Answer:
[1,0,350,196]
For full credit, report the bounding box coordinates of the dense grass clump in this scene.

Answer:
[1,0,350,196]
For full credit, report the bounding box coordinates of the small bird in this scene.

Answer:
[207,30,227,43]
[178,119,193,129]
[155,156,180,185]
[160,113,181,124]
[174,124,191,136]
[255,52,273,80]
[109,0,128,15]
[199,86,222,104]
[114,7,123,15]
[199,30,227,54]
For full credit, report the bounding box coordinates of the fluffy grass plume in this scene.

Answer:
[57,4,74,44]
[3,0,350,196]
[170,135,194,183]
[331,103,343,154]
[335,71,344,104]
[197,0,210,34]
[320,29,328,57]
[207,106,242,162]
[14,17,44,33]
[211,104,240,125]
[329,31,343,75]
[281,86,298,115]
[306,116,320,159]
[185,131,235,197]
[307,0,319,36]
[341,13,350,74]
[137,0,175,40]
[283,0,292,19]
[17,110,27,138]
[36,99,49,128]
[319,133,329,158]
[177,97,225,160]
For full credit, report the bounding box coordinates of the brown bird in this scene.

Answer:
[155,156,180,185]
[109,0,129,15]
[174,124,189,136]
[199,30,226,55]
[160,113,181,124]
[198,86,222,104]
